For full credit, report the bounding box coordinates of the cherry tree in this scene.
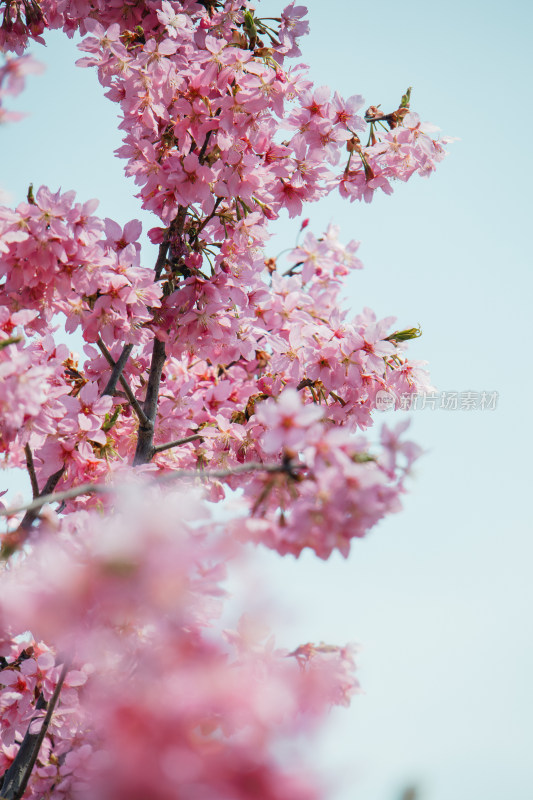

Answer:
[0,1,449,798]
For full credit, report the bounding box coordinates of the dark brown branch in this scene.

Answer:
[19,466,65,532]
[132,337,167,466]
[1,466,67,559]
[0,694,46,800]
[23,445,39,499]
[194,197,222,237]
[197,128,214,165]
[0,663,68,800]
[152,433,203,455]
[197,110,220,165]
[102,343,133,397]
[364,111,395,124]
[154,205,188,280]
[136,202,192,464]
[282,260,304,277]
[97,339,148,427]
[154,237,172,281]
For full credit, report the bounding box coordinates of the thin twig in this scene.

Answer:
[102,343,133,397]
[23,445,39,499]
[0,662,68,800]
[194,196,222,238]
[197,128,214,164]
[0,461,305,519]
[282,260,304,277]
[157,460,305,483]
[2,482,107,518]
[97,339,148,427]
[19,466,65,532]
[197,113,221,166]
[152,433,203,455]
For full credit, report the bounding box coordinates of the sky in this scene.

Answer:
[2,1,533,799]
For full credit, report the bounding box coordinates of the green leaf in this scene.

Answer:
[400,86,412,109]
[243,10,258,39]
[0,336,22,350]
[385,325,422,342]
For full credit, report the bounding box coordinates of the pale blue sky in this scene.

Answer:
[2,1,533,799]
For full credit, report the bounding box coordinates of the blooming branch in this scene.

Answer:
[0,1,449,796]
[0,459,305,522]
[0,662,68,800]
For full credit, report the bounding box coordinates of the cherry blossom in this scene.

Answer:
[0,1,450,797]
[255,388,324,453]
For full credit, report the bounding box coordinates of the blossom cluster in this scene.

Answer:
[0,488,359,800]
[0,206,429,557]
[0,1,448,798]
[0,635,90,799]
[234,390,422,558]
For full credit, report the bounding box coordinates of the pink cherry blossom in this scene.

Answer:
[157,2,190,39]
[255,389,324,454]
[0,3,450,798]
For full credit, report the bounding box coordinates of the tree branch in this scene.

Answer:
[152,433,203,455]
[19,466,65,532]
[134,203,192,465]
[102,343,133,397]
[1,466,68,559]
[1,482,106,519]
[282,260,304,277]
[23,445,39,500]
[197,128,214,165]
[154,237,172,281]
[197,111,220,165]
[157,460,305,483]
[132,337,166,466]
[97,339,148,427]
[0,662,68,800]
[193,196,222,238]
[0,461,305,520]
[154,205,188,280]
